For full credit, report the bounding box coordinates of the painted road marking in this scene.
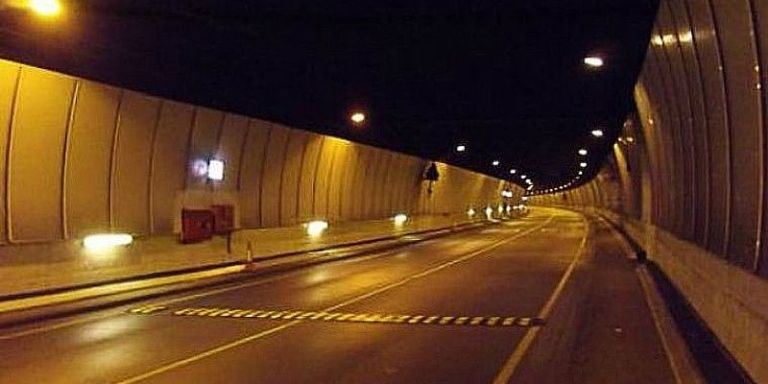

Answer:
[115,213,557,384]
[128,305,167,315]
[129,305,545,328]
[492,213,589,384]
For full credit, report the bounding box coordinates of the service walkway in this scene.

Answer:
[0,208,681,383]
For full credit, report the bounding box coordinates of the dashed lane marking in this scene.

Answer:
[128,305,167,314]
[127,305,545,328]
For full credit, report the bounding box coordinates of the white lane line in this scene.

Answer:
[492,213,589,384]
[636,267,684,384]
[113,214,557,384]
[603,217,692,384]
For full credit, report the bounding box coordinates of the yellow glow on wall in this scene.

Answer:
[393,213,408,225]
[83,233,133,251]
[28,0,61,16]
[467,208,476,217]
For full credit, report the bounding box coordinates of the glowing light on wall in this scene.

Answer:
[485,207,493,219]
[192,159,208,177]
[208,159,225,180]
[591,129,604,137]
[83,234,133,251]
[456,144,466,152]
[578,149,588,155]
[393,213,408,225]
[28,0,61,16]
[492,160,500,166]
[305,220,329,237]
[467,208,476,217]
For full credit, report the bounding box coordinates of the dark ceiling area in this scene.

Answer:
[0,0,658,191]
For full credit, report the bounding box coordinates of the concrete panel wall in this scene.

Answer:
[0,58,520,249]
[65,82,120,238]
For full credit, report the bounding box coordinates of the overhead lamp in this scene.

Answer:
[578,149,588,156]
[579,162,587,168]
[492,160,500,166]
[520,175,527,180]
[584,56,604,68]
[350,112,366,124]
[509,169,517,174]
[456,144,466,152]
[578,170,583,175]
[591,129,604,137]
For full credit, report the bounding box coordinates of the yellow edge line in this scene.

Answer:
[114,213,556,384]
[492,212,589,384]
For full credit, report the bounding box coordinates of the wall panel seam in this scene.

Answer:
[682,0,712,247]
[294,133,310,220]
[108,90,125,231]
[60,80,80,240]
[707,0,733,258]
[667,0,699,239]
[746,0,765,273]
[235,119,250,191]
[182,107,198,190]
[310,136,326,218]
[257,124,274,228]
[147,100,164,234]
[4,65,21,243]
[277,128,292,226]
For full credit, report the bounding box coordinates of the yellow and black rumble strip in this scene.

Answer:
[128,305,545,328]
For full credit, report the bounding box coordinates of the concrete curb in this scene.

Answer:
[0,218,499,328]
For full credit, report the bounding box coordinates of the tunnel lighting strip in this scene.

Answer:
[127,305,545,328]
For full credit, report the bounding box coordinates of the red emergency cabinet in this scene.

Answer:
[181,209,214,243]
[211,204,235,234]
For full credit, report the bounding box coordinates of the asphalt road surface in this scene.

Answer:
[0,207,676,383]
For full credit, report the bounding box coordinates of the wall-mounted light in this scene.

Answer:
[393,213,408,225]
[305,220,329,237]
[484,207,493,219]
[208,159,225,181]
[192,159,209,177]
[579,162,587,168]
[467,208,476,217]
[83,233,133,251]
[591,129,604,137]
[578,149,588,155]
[509,169,517,174]
[492,160,500,166]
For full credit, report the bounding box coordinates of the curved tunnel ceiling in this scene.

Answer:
[0,0,658,190]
